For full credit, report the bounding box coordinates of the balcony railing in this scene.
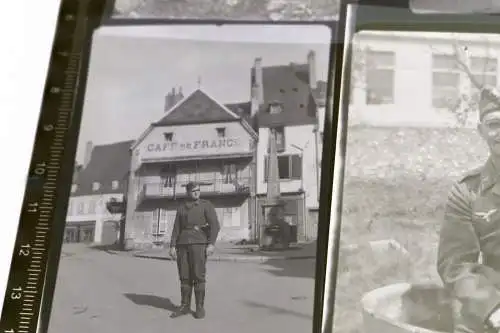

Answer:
[138,177,251,201]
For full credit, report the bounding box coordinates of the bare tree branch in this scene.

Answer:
[450,41,484,91]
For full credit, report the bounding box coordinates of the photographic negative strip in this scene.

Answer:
[325,2,500,333]
[111,0,340,21]
[410,0,500,14]
[43,23,334,333]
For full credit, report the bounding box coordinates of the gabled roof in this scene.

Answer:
[155,88,239,126]
[255,63,318,128]
[72,140,134,196]
[132,89,258,151]
[72,164,82,184]
[225,101,252,122]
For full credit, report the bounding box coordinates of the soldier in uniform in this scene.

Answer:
[169,182,220,319]
[438,87,500,333]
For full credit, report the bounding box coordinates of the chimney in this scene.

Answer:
[83,141,93,168]
[177,86,184,102]
[308,50,317,90]
[164,92,173,112]
[253,57,264,105]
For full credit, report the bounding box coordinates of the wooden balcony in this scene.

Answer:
[138,177,251,202]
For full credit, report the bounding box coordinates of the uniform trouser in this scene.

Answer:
[176,244,207,295]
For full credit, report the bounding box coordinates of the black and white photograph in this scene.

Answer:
[45,24,332,333]
[332,29,500,333]
[112,0,339,21]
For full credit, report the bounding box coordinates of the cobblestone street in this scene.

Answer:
[47,245,316,333]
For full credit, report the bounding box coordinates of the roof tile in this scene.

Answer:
[256,63,318,127]
[72,140,134,196]
[155,89,238,126]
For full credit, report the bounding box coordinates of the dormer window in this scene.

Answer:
[71,184,77,193]
[112,180,119,190]
[269,103,283,114]
[92,182,100,191]
[163,132,173,141]
[216,127,226,138]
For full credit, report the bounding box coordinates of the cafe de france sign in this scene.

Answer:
[137,124,254,160]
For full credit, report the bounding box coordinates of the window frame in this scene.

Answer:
[431,53,462,109]
[267,126,285,153]
[77,201,85,215]
[163,132,174,141]
[268,103,283,114]
[92,182,100,192]
[87,199,97,215]
[469,55,498,101]
[216,127,226,138]
[151,209,168,236]
[365,49,396,105]
[264,154,302,182]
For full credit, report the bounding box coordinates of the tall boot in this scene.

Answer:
[170,284,192,318]
[193,286,206,319]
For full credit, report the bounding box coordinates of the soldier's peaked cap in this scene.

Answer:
[479,86,500,120]
[184,182,200,191]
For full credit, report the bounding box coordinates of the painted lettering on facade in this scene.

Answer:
[146,138,241,153]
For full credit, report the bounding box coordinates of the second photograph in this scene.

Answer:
[46,23,334,333]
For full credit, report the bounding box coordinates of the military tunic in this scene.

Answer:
[438,158,500,333]
[170,199,220,287]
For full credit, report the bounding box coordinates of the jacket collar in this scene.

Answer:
[479,157,500,193]
[184,199,200,208]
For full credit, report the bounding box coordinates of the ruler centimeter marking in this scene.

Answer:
[0,0,91,332]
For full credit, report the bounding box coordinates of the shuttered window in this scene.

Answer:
[267,127,285,153]
[264,154,302,181]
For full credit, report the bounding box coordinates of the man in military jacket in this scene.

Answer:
[438,87,500,333]
[169,182,220,319]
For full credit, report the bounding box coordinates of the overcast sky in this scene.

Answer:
[75,24,333,163]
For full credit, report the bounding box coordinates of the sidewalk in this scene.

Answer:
[133,241,318,263]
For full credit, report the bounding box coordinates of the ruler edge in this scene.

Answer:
[0,0,108,332]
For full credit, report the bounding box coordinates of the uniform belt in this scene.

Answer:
[183,224,208,231]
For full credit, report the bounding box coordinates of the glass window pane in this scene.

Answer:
[366,69,394,104]
[432,72,460,87]
[432,87,460,108]
[473,74,497,87]
[366,50,395,68]
[470,56,497,73]
[432,54,458,71]
[278,156,290,179]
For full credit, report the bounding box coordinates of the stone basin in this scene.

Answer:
[361,283,454,333]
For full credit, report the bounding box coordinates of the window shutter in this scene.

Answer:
[264,156,269,182]
[291,155,302,180]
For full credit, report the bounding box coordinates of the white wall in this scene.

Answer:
[350,31,500,127]
[132,121,254,164]
[125,120,257,244]
[257,125,319,209]
[67,193,123,243]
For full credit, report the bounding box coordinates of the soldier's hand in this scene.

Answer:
[169,247,177,260]
[206,244,215,256]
